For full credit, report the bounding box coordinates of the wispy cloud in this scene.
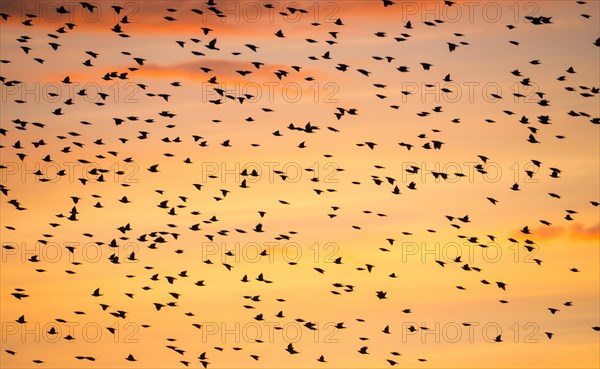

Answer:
[511,223,600,242]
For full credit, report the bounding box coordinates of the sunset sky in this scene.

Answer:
[1,0,599,368]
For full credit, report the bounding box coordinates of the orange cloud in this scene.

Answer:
[135,59,284,83]
[510,223,600,242]
[568,223,600,242]
[42,59,292,85]
[0,1,341,36]
[529,225,566,240]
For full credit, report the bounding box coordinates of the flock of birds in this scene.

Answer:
[1,0,599,368]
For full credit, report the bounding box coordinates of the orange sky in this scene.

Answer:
[1,0,599,368]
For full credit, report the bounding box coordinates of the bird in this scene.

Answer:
[285,343,298,354]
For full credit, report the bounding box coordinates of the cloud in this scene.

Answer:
[0,1,339,36]
[568,223,600,242]
[42,59,295,85]
[511,223,599,242]
[132,59,316,87]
